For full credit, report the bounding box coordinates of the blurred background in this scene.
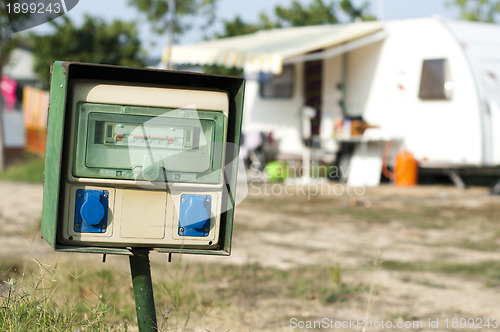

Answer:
[1,0,500,331]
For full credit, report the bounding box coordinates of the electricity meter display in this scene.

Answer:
[73,102,226,184]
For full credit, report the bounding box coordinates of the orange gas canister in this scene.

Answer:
[394,150,418,187]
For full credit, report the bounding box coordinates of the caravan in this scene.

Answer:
[167,17,500,185]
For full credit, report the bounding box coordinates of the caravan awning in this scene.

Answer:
[164,21,385,74]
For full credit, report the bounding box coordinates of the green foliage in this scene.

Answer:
[215,0,374,39]
[274,0,339,27]
[0,1,30,68]
[128,0,218,36]
[30,15,144,88]
[0,26,16,70]
[206,0,374,75]
[213,16,260,38]
[0,154,44,183]
[448,0,500,22]
[340,0,377,21]
[0,274,110,331]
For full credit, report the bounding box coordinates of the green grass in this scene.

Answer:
[458,238,500,252]
[0,156,45,183]
[243,186,497,232]
[287,263,369,304]
[0,260,365,331]
[188,262,369,310]
[0,267,115,331]
[1,279,112,331]
[0,259,136,331]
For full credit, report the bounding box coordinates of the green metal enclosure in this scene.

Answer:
[41,62,245,256]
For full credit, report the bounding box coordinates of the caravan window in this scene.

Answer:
[259,65,295,98]
[419,59,452,100]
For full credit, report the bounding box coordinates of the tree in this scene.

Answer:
[274,0,339,27]
[448,0,500,22]
[205,0,374,76]
[30,15,144,88]
[213,16,260,38]
[216,0,374,39]
[129,0,217,34]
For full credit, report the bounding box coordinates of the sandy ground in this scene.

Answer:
[1,179,500,331]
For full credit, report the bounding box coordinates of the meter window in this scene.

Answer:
[73,103,226,184]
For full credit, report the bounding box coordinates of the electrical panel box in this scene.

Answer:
[41,62,245,256]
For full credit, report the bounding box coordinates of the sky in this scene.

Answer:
[26,0,461,60]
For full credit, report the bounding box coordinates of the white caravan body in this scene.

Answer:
[168,17,500,170]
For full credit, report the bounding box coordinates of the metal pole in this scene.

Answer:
[129,248,158,331]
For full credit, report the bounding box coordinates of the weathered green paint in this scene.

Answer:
[55,245,132,255]
[154,247,229,256]
[223,78,246,255]
[129,248,158,331]
[41,61,244,256]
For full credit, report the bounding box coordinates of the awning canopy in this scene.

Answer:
[164,21,385,74]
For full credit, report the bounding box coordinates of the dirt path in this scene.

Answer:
[0,181,49,257]
[1,180,500,331]
[188,183,500,330]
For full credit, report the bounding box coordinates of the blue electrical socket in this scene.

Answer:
[74,189,109,233]
[178,194,211,237]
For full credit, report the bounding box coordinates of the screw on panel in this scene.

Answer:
[179,227,185,232]
[206,198,211,203]
[102,224,106,229]
[75,224,80,228]
[103,194,108,199]
[182,198,186,202]
[77,194,82,198]
[204,228,209,233]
